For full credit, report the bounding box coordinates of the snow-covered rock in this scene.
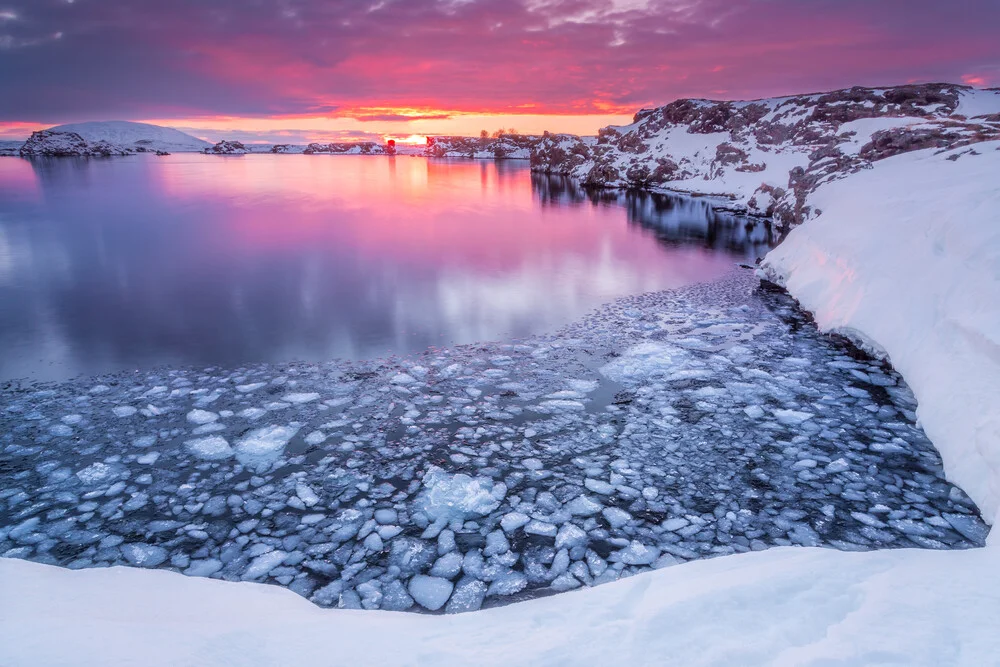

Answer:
[530,83,1000,228]
[425,134,539,159]
[19,130,135,157]
[48,121,210,153]
[302,142,389,155]
[204,140,250,155]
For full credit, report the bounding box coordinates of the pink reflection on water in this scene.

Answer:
[0,159,40,203]
[152,154,735,284]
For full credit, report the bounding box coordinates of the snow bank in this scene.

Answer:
[761,142,1000,525]
[2,543,998,666]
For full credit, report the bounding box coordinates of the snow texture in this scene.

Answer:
[2,545,998,666]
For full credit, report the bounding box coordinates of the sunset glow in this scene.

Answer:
[1,0,997,142]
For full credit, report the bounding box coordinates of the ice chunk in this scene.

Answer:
[239,408,267,420]
[296,483,320,507]
[618,541,659,565]
[584,479,615,495]
[500,512,531,533]
[283,392,319,404]
[773,409,814,425]
[483,530,510,557]
[487,571,527,597]
[825,458,850,473]
[430,552,464,579]
[184,436,233,461]
[380,580,414,611]
[943,513,989,543]
[133,435,157,448]
[76,463,113,485]
[566,495,603,516]
[407,575,453,611]
[600,342,690,384]
[555,523,588,550]
[49,424,73,437]
[186,409,218,425]
[446,577,487,613]
[112,406,138,418]
[524,520,557,537]
[417,467,507,522]
[121,543,168,568]
[185,559,223,577]
[243,550,288,580]
[602,507,632,529]
[304,431,327,446]
[236,383,267,393]
[235,425,300,469]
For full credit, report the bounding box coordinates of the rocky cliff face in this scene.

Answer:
[530,84,1000,228]
[19,130,136,157]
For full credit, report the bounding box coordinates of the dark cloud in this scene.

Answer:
[0,0,998,122]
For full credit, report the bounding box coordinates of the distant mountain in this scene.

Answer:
[47,121,211,153]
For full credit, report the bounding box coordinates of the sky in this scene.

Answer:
[1,0,998,143]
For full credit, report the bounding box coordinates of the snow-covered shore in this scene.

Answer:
[2,541,999,666]
[761,141,1000,526]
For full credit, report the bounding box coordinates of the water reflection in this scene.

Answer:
[531,173,774,257]
[0,155,772,381]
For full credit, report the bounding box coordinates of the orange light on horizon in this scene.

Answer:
[383,134,429,145]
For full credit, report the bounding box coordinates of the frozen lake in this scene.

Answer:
[0,155,770,381]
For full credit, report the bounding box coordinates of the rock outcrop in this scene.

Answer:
[302,142,388,155]
[425,135,538,159]
[19,130,135,157]
[530,83,1000,228]
[204,140,250,155]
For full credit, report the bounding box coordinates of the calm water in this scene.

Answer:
[0,155,771,381]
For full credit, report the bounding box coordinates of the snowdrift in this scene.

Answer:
[2,543,998,666]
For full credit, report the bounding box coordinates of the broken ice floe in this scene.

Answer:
[0,272,988,614]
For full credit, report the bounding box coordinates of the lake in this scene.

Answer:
[0,154,771,382]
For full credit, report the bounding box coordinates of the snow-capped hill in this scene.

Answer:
[204,140,250,155]
[530,83,1000,227]
[19,130,135,157]
[49,121,210,153]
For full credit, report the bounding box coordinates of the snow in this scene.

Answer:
[48,121,210,153]
[760,141,1000,525]
[2,544,998,666]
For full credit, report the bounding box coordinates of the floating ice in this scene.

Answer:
[234,425,300,469]
[186,409,218,425]
[407,575,453,611]
[773,409,814,425]
[184,436,233,461]
[418,467,507,522]
[112,406,137,418]
[600,342,690,384]
[243,550,288,580]
[283,393,319,404]
[121,543,168,568]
